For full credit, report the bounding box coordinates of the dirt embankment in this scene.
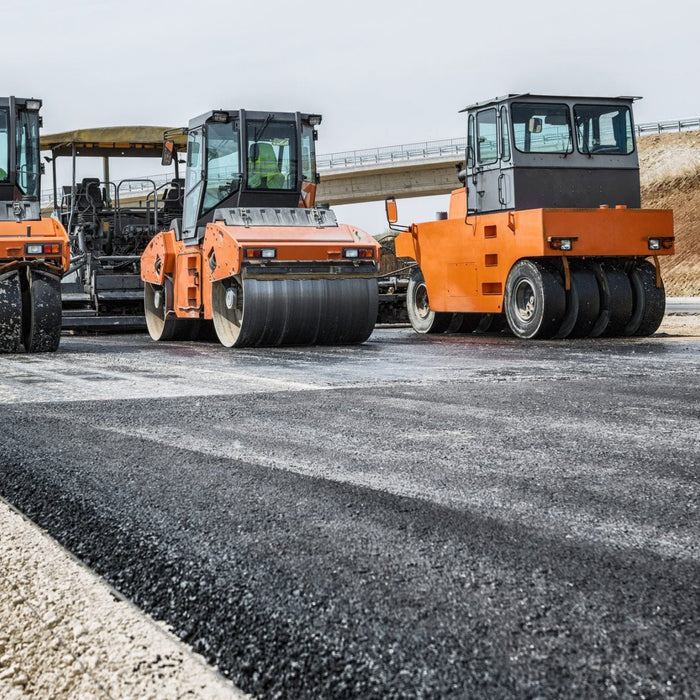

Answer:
[639,130,700,296]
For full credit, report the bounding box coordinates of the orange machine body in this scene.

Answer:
[395,187,674,314]
[141,219,380,321]
[0,216,71,276]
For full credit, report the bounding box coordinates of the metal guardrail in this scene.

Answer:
[635,118,700,135]
[40,117,700,206]
[316,137,468,170]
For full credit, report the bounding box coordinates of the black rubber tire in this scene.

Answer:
[589,263,633,337]
[0,271,22,353]
[476,313,509,334]
[504,260,566,339]
[406,269,451,334]
[448,313,483,334]
[21,270,62,353]
[625,260,666,337]
[145,279,200,341]
[556,267,600,339]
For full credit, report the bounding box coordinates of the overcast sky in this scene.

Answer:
[6,0,698,231]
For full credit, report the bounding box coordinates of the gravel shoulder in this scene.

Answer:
[0,498,247,699]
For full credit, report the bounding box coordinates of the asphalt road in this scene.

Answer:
[1,326,699,699]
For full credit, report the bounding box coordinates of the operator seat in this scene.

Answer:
[82,177,104,210]
[162,178,184,215]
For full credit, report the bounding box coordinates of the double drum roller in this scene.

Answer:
[141,108,381,348]
[145,273,378,348]
[0,96,69,354]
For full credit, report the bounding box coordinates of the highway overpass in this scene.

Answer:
[40,117,699,211]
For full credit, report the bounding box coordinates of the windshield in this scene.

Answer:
[246,119,297,190]
[204,119,241,212]
[574,105,634,155]
[0,109,8,181]
[512,102,573,154]
[16,108,41,198]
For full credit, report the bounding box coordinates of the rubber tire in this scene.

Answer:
[555,267,601,339]
[504,260,566,339]
[448,313,483,334]
[625,260,666,337]
[22,270,62,353]
[0,271,22,353]
[476,313,509,334]
[407,269,451,334]
[589,263,633,337]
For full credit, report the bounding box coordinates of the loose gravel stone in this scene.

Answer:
[0,499,248,699]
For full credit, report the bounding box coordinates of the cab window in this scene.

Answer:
[183,128,203,232]
[246,119,297,190]
[301,123,315,182]
[476,109,498,164]
[500,106,511,161]
[512,102,573,154]
[574,105,634,155]
[0,109,8,181]
[15,108,40,198]
[204,120,241,211]
[467,114,475,168]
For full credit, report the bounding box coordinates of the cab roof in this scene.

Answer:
[459,93,641,113]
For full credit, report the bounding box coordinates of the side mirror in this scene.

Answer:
[528,117,542,134]
[385,196,398,224]
[161,139,175,166]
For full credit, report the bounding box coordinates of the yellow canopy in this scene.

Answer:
[40,126,188,158]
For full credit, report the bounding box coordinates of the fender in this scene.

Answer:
[202,223,243,283]
[141,230,177,285]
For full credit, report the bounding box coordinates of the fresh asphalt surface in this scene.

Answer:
[0,326,698,699]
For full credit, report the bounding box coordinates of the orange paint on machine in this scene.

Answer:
[141,109,381,347]
[388,94,674,339]
[0,97,70,353]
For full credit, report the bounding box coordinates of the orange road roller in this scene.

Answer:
[141,110,380,347]
[388,94,674,339]
[0,97,69,353]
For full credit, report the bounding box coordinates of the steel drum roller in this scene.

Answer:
[212,276,378,347]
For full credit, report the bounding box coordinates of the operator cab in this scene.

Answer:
[0,97,42,222]
[175,109,322,241]
[462,94,640,214]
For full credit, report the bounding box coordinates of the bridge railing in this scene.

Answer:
[316,137,468,170]
[40,118,700,207]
